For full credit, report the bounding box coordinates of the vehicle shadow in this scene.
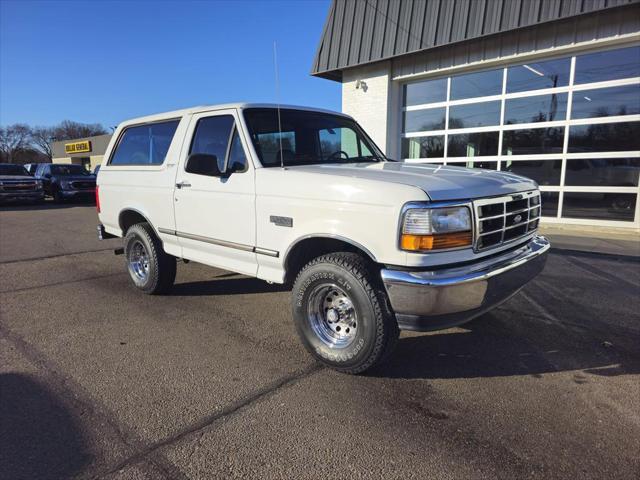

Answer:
[0,373,91,480]
[0,200,95,212]
[171,275,289,296]
[369,312,640,380]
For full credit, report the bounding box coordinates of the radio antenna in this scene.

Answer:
[273,41,285,169]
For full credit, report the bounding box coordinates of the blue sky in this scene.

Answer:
[0,0,339,129]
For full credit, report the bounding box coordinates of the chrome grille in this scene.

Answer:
[474,190,541,251]
[0,181,38,192]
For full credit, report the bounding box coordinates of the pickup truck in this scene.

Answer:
[0,163,45,204]
[34,163,97,202]
[96,103,549,374]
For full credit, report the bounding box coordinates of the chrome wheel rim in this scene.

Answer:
[128,240,150,283]
[307,284,357,348]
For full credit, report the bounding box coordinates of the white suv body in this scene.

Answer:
[98,103,549,373]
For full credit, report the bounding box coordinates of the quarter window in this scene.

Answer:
[110,120,179,166]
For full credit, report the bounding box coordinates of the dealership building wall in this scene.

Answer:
[51,134,112,172]
[313,0,640,229]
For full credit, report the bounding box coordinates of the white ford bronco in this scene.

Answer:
[97,103,549,373]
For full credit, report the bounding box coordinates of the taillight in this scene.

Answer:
[95,185,101,213]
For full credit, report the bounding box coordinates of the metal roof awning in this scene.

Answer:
[311,0,640,81]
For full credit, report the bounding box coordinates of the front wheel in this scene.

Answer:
[124,223,176,294]
[52,187,64,203]
[292,252,399,374]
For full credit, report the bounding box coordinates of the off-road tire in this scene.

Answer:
[292,252,399,374]
[123,222,176,294]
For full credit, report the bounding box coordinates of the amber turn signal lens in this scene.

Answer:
[401,231,472,251]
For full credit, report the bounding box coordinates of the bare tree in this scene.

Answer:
[31,126,56,160]
[0,124,31,163]
[53,120,107,141]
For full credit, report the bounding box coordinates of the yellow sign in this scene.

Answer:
[65,140,92,154]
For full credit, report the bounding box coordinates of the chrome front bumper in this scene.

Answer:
[381,235,550,331]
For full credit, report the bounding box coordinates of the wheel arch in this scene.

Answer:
[119,208,158,237]
[283,235,378,283]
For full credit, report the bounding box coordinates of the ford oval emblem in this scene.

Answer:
[513,214,523,223]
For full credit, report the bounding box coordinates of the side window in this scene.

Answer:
[189,115,235,171]
[227,129,248,172]
[110,120,179,166]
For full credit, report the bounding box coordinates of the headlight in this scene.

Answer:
[35,180,43,189]
[60,180,73,189]
[400,206,472,251]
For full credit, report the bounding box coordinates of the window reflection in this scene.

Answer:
[450,69,502,100]
[541,192,559,217]
[447,161,497,170]
[563,192,637,221]
[565,158,640,186]
[448,132,499,157]
[568,122,640,153]
[507,58,570,93]
[574,45,640,84]
[505,93,568,124]
[404,78,447,106]
[448,101,501,129]
[502,128,564,155]
[571,85,640,119]
[401,136,444,159]
[503,160,562,185]
[403,108,446,133]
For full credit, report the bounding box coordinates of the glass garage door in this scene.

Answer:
[401,44,640,227]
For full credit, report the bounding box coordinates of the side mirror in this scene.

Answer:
[185,153,224,177]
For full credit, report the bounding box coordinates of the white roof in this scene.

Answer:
[118,103,351,127]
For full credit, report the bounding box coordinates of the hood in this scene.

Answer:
[287,162,537,201]
[0,175,37,181]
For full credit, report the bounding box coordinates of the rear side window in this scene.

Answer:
[110,120,179,165]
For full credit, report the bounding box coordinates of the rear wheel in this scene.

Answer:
[292,252,399,374]
[124,223,176,294]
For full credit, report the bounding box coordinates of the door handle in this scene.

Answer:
[175,181,191,189]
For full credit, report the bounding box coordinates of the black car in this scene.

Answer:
[0,163,45,204]
[34,163,96,202]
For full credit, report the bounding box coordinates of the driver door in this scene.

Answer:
[173,109,257,276]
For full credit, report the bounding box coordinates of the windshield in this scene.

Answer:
[0,164,29,176]
[243,108,385,167]
[50,164,91,176]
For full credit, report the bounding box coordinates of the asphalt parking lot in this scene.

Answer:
[1,202,639,480]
